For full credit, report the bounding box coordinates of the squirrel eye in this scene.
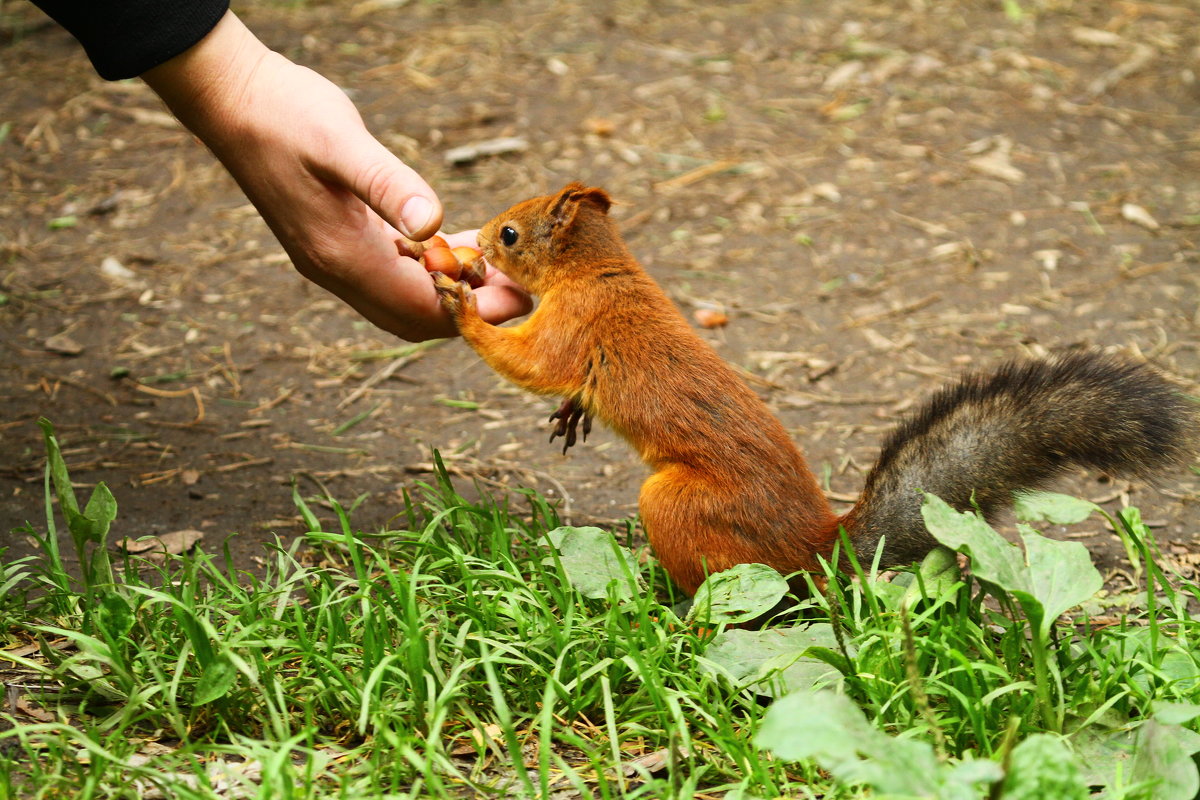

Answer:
[500,226,519,247]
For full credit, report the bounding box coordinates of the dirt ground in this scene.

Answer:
[2,0,1198,582]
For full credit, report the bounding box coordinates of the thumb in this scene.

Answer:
[315,130,444,240]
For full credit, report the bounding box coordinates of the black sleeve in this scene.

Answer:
[31,1,231,80]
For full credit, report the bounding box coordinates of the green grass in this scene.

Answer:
[2,421,1200,798]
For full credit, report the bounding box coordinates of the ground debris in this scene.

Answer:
[1,0,1196,587]
[444,136,530,165]
[114,529,204,560]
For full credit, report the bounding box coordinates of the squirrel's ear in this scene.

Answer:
[549,182,613,228]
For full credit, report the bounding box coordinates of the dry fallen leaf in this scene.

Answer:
[823,60,864,91]
[622,746,689,776]
[450,722,504,756]
[115,529,204,559]
[16,697,54,722]
[43,332,84,356]
[443,136,530,166]
[99,256,139,284]
[350,0,411,18]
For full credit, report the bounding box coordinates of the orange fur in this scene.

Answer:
[439,183,840,594]
[435,183,1198,596]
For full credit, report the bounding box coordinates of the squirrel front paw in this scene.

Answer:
[432,272,476,320]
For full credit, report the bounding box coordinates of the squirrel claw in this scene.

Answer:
[432,272,475,317]
[549,397,592,455]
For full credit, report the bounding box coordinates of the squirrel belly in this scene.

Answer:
[437,183,1199,596]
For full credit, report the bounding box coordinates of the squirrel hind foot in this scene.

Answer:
[549,397,591,454]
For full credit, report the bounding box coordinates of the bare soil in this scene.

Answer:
[2,0,1198,583]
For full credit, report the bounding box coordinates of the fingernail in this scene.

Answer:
[400,195,436,238]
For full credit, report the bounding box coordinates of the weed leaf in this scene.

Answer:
[921,493,1027,589]
[1018,525,1104,638]
[82,482,118,542]
[1150,702,1200,727]
[1013,491,1098,525]
[876,546,962,610]
[688,563,788,625]
[545,526,640,600]
[999,734,1088,800]
[1130,717,1200,800]
[194,652,238,706]
[38,418,117,590]
[921,494,1102,637]
[757,689,1001,797]
[700,625,842,696]
[38,417,79,517]
[96,591,135,640]
[1075,705,1200,796]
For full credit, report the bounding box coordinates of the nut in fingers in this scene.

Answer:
[452,246,488,288]
[397,234,426,259]
[421,246,463,281]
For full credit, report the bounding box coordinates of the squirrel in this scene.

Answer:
[433,182,1199,595]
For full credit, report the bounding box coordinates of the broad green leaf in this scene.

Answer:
[82,482,118,543]
[921,495,1102,638]
[1132,649,1200,694]
[915,545,962,592]
[1074,708,1200,795]
[1000,734,1088,800]
[700,625,842,697]
[96,591,135,640]
[688,563,788,625]
[62,661,126,701]
[1013,491,1098,525]
[545,526,640,601]
[1018,525,1103,639]
[921,493,1028,594]
[1073,725,1135,789]
[945,760,1005,794]
[756,690,943,796]
[758,690,1003,798]
[38,419,120,594]
[1117,505,1149,541]
[1130,718,1200,800]
[756,689,886,762]
[194,653,238,705]
[1151,702,1200,727]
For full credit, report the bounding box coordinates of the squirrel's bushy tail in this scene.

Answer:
[844,352,1199,566]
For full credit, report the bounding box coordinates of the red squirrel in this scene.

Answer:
[433,183,1199,595]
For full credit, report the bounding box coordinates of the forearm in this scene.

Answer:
[142,12,270,154]
[31,0,229,81]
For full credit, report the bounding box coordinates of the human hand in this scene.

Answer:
[142,11,531,341]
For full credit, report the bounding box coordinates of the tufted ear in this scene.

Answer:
[548,182,613,228]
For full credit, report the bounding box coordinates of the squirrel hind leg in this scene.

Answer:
[639,467,830,595]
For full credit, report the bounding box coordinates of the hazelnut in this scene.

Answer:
[421,246,463,281]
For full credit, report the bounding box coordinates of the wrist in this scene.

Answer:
[141,10,270,144]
